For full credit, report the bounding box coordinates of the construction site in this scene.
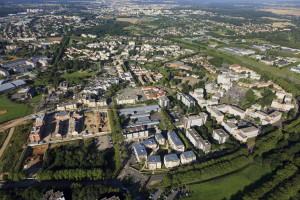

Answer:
[84,111,110,134]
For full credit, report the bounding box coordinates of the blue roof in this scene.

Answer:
[168,131,184,147]
[119,105,160,116]
[1,59,27,69]
[148,155,161,163]
[11,80,26,87]
[155,133,164,140]
[181,151,196,159]
[134,143,147,157]
[31,55,48,62]
[0,83,15,93]
[143,138,157,146]
[165,154,179,162]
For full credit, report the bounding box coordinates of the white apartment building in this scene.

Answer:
[183,113,208,129]
[213,129,229,144]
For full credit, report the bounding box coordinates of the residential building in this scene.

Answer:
[164,154,180,168]
[180,151,197,165]
[143,138,158,149]
[236,126,259,142]
[228,106,246,119]
[168,131,185,152]
[222,121,238,135]
[133,143,147,162]
[177,93,196,108]
[209,107,224,123]
[186,128,211,153]
[213,129,229,144]
[183,113,208,129]
[159,96,170,107]
[122,125,149,141]
[155,133,165,145]
[30,126,42,142]
[147,155,161,170]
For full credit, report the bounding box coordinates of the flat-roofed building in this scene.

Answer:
[147,155,161,170]
[222,121,238,135]
[177,93,196,108]
[213,129,229,144]
[228,106,245,119]
[164,154,180,168]
[122,125,149,141]
[186,128,211,153]
[133,143,147,162]
[159,96,170,107]
[236,126,259,142]
[209,108,224,123]
[168,131,185,152]
[155,132,165,145]
[267,111,282,124]
[183,113,208,129]
[180,151,197,165]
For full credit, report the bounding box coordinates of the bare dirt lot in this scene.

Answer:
[84,112,110,134]
[174,76,201,86]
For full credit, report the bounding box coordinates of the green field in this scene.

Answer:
[60,70,96,79]
[186,164,271,200]
[0,98,32,124]
[27,94,42,103]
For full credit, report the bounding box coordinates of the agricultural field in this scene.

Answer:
[0,97,32,124]
[116,18,139,24]
[259,8,300,16]
[186,164,271,200]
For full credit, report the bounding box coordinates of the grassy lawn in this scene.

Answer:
[60,70,96,79]
[186,164,271,200]
[0,123,32,172]
[0,97,32,124]
[27,94,42,103]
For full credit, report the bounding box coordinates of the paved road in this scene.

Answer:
[0,127,14,158]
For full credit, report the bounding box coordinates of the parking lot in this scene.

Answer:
[95,135,112,151]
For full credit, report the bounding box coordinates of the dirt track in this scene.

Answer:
[0,127,14,159]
